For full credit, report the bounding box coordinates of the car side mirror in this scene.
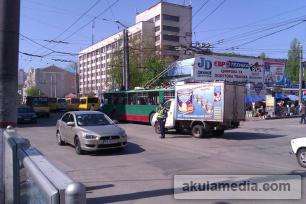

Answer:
[113,120,118,124]
[67,122,75,126]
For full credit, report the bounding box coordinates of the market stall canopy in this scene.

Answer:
[245,95,265,104]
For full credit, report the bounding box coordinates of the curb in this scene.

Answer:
[265,115,301,120]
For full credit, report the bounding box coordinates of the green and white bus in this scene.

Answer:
[101,88,175,123]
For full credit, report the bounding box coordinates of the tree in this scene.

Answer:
[259,52,266,60]
[286,38,301,83]
[25,86,44,97]
[109,35,171,90]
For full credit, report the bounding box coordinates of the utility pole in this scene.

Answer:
[0,0,20,202]
[299,45,303,104]
[123,29,129,90]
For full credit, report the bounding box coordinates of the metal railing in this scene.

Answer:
[3,127,86,204]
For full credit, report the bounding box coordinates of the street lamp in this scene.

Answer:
[101,18,129,90]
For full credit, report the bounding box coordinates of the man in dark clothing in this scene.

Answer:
[300,102,306,124]
[157,105,167,138]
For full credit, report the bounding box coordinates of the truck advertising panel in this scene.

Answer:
[193,55,264,83]
[175,83,224,121]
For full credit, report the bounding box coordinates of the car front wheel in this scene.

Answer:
[56,130,65,145]
[297,148,306,168]
[74,137,85,155]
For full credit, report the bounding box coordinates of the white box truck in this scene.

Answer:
[151,82,245,137]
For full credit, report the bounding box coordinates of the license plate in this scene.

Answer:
[100,139,119,144]
[24,118,31,121]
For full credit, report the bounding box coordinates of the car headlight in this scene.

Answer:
[84,134,98,139]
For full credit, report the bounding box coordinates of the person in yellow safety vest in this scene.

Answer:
[157,104,167,139]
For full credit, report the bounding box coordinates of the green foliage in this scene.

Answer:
[25,86,44,97]
[259,52,266,60]
[108,50,123,88]
[286,38,301,83]
[109,37,170,90]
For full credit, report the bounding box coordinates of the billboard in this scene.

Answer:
[246,83,266,97]
[175,83,224,121]
[264,61,285,85]
[167,58,194,78]
[193,55,264,83]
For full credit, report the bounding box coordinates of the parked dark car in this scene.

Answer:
[17,106,37,123]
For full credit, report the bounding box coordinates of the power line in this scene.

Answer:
[52,0,101,41]
[193,0,226,30]
[195,4,306,36]
[42,0,121,57]
[181,0,209,30]
[20,34,78,56]
[226,20,306,50]
[211,15,306,46]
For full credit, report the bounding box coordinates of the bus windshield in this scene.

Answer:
[32,98,48,106]
[57,99,66,103]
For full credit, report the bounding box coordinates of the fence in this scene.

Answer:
[3,126,86,204]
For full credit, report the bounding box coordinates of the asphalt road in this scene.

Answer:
[17,113,306,204]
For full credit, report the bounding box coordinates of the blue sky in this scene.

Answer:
[19,0,306,71]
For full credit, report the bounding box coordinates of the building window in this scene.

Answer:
[155,15,160,21]
[163,34,179,42]
[155,35,160,42]
[162,14,179,22]
[155,26,160,32]
[163,25,180,32]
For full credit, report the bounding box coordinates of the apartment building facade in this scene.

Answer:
[78,1,192,95]
[135,1,192,59]
[23,66,76,100]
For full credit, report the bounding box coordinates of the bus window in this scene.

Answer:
[80,99,86,104]
[138,92,148,105]
[71,98,80,104]
[128,93,137,105]
[148,92,159,105]
[88,98,98,103]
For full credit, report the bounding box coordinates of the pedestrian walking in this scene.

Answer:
[157,104,167,139]
[300,102,306,124]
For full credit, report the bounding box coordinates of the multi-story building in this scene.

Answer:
[23,65,76,100]
[135,1,192,59]
[78,1,192,95]
[18,69,27,86]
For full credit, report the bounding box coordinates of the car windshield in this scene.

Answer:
[76,113,112,126]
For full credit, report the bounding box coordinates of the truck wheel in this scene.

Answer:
[297,148,306,168]
[192,125,204,138]
[212,130,224,137]
[154,122,161,134]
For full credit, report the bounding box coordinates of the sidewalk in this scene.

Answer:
[245,115,301,121]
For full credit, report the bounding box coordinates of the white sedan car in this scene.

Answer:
[291,137,306,168]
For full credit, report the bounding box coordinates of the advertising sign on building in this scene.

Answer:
[246,83,267,96]
[193,55,264,83]
[264,61,285,85]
